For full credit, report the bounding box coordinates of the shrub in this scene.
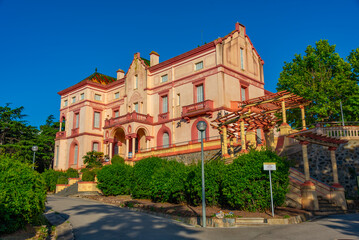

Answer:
[0,156,46,234]
[66,168,79,178]
[80,168,90,173]
[83,151,104,169]
[57,175,68,184]
[131,157,167,199]
[97,163,132,196]
[150,160,187,203]
[186,160,225,206]
[221,149,289,211]
[111,155,125,165]
[42,169,66,192]
[82,170,95,181]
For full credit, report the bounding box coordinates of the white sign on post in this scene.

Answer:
[263,162,276,217]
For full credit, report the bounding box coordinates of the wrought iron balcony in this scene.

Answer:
[182,100,214,118]
[104,112,153,128]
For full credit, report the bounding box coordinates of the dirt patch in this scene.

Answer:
[80,195,310,219]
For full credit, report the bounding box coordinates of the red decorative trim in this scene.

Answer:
[328,147,337,151]
[331,183,344,189]
[299,141,310,145]
[301,180,315,186]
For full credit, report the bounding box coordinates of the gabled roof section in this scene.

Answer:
[82,72,117,85]
[141,57,150,67]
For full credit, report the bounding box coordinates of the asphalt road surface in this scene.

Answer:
[47,195,359,240]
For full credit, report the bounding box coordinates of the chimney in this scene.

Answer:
[117,69,125,80]
[150,51,159,66]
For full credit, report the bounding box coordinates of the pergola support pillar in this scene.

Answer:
[300,141,319,211]
[280,100,291,135]
[240,121,246,152]
[328,146,347,210]
[246,130,257,149]
[222,126,229,157]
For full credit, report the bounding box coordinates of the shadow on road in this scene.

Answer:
[313,214,359,238]
[49,196,200,240]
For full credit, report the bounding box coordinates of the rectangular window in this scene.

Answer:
[161,74,168,83]
[177,93,180,106]
[80,93,84,100]
[240,48,244,70]
[241,87,247,101]
[196,85,204,102]
[64,100,68,107]
[134,75,138,89]
[162,96,168,113]
[72,97,76,103]
[75,113,79,128]
[93,142,99,152]
[114,92,119,99]
[94,94,101,101]
[114,110,119,118]
[94,112,100,128]
[195,61,203,70]
[134,102,139,113]
[55,145,59,167]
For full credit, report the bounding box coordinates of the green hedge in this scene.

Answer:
[0,156,47,233]
[111,155,125,165]
[57,175,68,184]
[131,157,167,199]
[42,169,66,192]
[66,168,79,178]
[82,170,95,181]
[97,163,132,196]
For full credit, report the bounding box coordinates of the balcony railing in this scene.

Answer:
[158,112,169,123]
[56,131,66,139]
[104,112,153,128]
[182,100,214,118]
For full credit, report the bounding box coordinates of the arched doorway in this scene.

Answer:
[136,128,147,153]
[113,127,126,158]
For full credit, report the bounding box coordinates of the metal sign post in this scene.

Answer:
[264,162,276,217]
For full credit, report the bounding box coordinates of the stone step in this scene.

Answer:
[235,218,266,224]
[318,207,343,211]
[314,210,346,216]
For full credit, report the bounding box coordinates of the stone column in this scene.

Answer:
[125,138,129,158]
[132,137,136,158]
[328,146,347,210]
[109,142,113,159]
[246,130,257,149]
[240,121,246,152]
[280,100,291,135]
[222,126,229,157]
[59,121,62,131]
[230,138,234,158]
[300,141,319,210]
[300,105,307,130]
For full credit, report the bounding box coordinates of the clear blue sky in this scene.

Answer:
[1,0,358,127]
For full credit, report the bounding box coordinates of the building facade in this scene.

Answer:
[54,22,267,170]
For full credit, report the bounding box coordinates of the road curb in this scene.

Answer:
[44,211,74,240]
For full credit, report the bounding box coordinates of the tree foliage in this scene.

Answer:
[83,151,104,169]
[277,40,359,127]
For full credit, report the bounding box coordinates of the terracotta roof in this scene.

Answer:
[82,72,117,85]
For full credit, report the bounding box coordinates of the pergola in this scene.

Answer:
[212,90,311,156]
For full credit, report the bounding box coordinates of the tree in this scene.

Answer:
[83,151,104,169]
[348,48,359,82]
[277,40,359,128]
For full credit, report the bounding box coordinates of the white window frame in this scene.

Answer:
[162,96,168,113]
[196,85,204,103]
[195,61,203,71]
[114,92,120,99]
[161,74,168,83]
[72,96,76,103]
[80,93,85,100]
[94,112,100,128]
[64,100,68,107]
[94,94,102,101]
[93,142,99,152]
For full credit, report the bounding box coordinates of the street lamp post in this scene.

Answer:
[32,145,38,170]
[196,121,207,227]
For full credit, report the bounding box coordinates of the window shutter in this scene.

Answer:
[94,112,100,128]
[163,132,169,148]
[74,145,78,164]
[197,85,204,102]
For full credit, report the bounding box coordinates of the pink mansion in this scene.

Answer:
[54,23,268,170]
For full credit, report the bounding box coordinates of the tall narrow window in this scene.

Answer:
[196,85,204,102]
[114,110,119,118]
[195,61,203,70]
[241,87,247,101]
[80,93,85,100]
[134,75,138,89]
[55,145,59,167]
[94,112,100,128]
[177,93,180,106]
[163,132,169,148]
[114,92,119,99]
[93,142,99,152]
[134,102,139,113]
[240,48,244,70]
[72,97,76,103]
[162,96,168,113]
[161,74,168,83]
[74,144,78,164]
[75,113,79,128]
[64,100,68,107]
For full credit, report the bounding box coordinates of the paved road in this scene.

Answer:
[47,195,359,240]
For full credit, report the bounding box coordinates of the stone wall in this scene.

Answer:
[161,149,221,165]
[285,140,359,198]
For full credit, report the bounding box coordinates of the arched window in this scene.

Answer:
[197,129,206,141]
[74,144,78,164]
[191,118,209,143]
[163,132,169,148]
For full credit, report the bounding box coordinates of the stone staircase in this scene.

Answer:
[55,182,79,197]
[314,196,346,215]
